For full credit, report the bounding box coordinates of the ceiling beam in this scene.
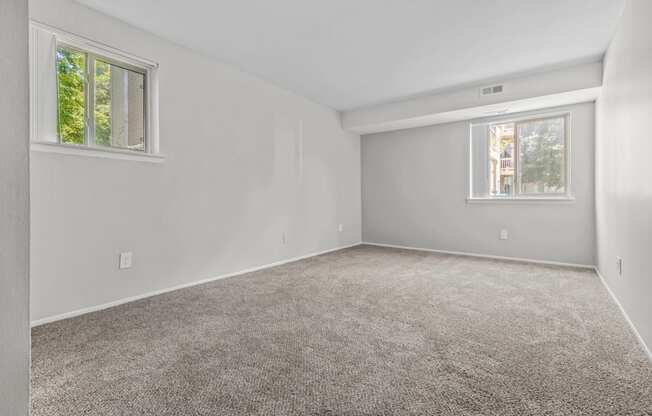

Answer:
[341,62,602,135]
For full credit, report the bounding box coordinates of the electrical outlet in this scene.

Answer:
[282,232,287,245]
[500,229,508,240]
[119,252,133,269]
[338,224,343,233]
[616,257,623,276]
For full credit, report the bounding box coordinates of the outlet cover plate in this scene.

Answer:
[119,252,133,269]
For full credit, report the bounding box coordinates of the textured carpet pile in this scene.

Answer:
[31,245,652,415]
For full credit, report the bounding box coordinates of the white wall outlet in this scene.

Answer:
[282,232,287,245]
[119,252,133,269]
[616,257,623,276]
[499,229,509,240]
[338,224,343,233]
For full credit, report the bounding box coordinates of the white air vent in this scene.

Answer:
[480,84,504,96]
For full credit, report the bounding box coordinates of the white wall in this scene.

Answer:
[0,0,30,414]
[596,0,652,352]
[343,62,602,134]
[30,0,361,322]
[362,102,595,266]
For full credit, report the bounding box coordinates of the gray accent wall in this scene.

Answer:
[0,0,30,415]
[596,0,652,352]
[362,102,596,266]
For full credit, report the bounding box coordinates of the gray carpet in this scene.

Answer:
[31,245,652,415]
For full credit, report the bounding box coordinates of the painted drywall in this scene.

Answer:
[343,62,602,134]
[29,0,361,322]
[595,0,652,351]
[362,102,595,266]
[0,0,30,414]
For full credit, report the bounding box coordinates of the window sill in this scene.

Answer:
[466,196,575,204]
[30,141,166,163]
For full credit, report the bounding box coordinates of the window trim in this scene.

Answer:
[29,20,162,159]
[467,109,573,202]
[30,141,166,163]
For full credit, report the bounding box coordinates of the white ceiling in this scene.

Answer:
[77,0,624,111]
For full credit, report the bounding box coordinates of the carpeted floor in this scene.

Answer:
[31,245,652,415]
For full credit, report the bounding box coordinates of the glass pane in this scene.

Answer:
[517,117,565,194]
[56,46,86,144]
[489,122,515,197]
[94,60,145,151]
[94,60,112,146]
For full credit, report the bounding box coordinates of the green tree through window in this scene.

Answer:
[55,45,147,151]
[518,118,565,193]
[56,47,86,144]
[94,60,112,146]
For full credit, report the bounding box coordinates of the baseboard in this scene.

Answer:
[361,242,595,269]
[363,241,650,361]
[31,242,362,327]
[32,240,651,362]
[593,267,652,362]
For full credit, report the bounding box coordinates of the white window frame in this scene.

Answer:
[29,21,163,162]
[467,110,573,203]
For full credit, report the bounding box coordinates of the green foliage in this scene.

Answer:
[56,48,86,144]
[56,50,113,147]
[518,119,564,192]
[94,60,112,146]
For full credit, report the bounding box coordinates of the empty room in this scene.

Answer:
[2,0,652,414]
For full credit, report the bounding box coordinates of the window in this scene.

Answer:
[30,22,160,160]
[470,113,570,200]
[56,45,146,151]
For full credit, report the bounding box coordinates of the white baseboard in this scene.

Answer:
[593,267,652,362]
[32,240,651,363]
[363,241,650,362]
[361,241,595,269]
[31,242,362,327]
